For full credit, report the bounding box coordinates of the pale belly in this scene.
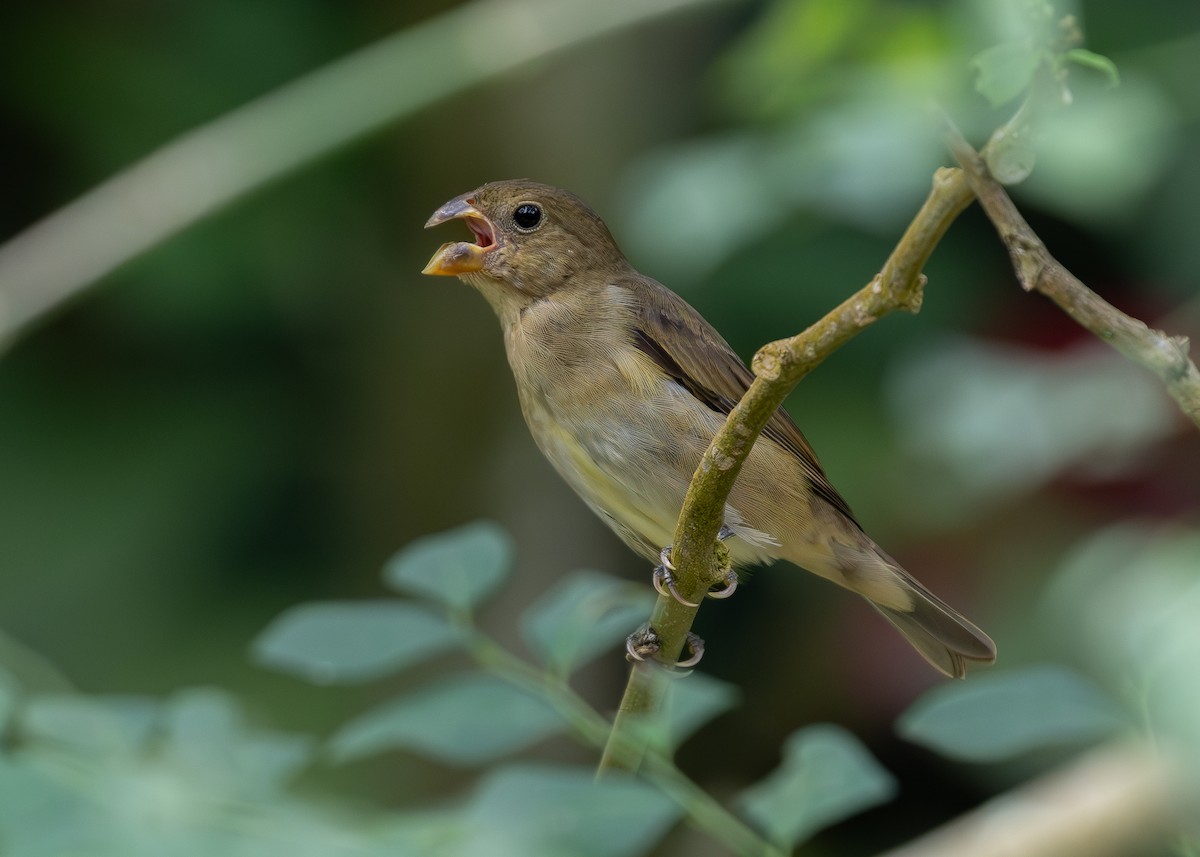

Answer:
[517,377,780,566]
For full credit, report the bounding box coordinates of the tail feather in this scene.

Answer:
[827,543,995,679]
[869,564,995,679]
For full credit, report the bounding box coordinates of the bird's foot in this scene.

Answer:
[624,625,704,670]
[653,542,739,605]
[652,546,700,607]
[707,569,738,599]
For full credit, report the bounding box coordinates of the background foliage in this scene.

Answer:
[1,0,1198,854]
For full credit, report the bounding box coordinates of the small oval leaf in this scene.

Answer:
[626,670,741,754]
[252,601,461,684]
[21,695,160,757]
[328,672,566,766]
[897,664,1127,763]
[384,521,513,611]
[986,136,1037,184]
[520,570,655,674]
[971,41,1042,107]
[738,723,896,849]
[464,764,681,857]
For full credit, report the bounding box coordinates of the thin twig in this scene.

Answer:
[945,124,1200,429]
[598,166,974,773]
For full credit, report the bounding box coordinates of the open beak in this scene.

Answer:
[422,192,498,276]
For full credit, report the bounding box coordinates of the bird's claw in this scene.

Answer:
[653,546,700,607]
[707,570,738,599]
[625,626,661,662]
[675,632,705,668]
[624,625,705,670]
[652,543,738,604]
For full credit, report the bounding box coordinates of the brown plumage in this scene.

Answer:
[423,179,995,678]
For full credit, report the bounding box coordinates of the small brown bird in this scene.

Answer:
[423,179,995,678]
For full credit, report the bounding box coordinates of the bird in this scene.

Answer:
[422,179,995,678]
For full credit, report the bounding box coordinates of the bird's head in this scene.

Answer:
[422,180,629,310]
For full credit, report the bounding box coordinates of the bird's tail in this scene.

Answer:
[833,545,996,678]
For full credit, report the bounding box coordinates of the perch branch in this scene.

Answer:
[598,166,974,772]
[945,125,1200,429]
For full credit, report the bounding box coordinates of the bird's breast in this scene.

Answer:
[501,302,712,557]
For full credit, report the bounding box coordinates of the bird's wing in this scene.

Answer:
[619,274,861,529]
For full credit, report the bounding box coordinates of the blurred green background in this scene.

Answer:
[1,0,1198,854]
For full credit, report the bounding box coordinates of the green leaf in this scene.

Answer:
[971,41,1042,107]
[897,665,1127,763]
[520,570,655,674]
[1064,49,1119,87]
[985,135,1037,184]
[252,600,461,684]
[628,670,741,754]
[0,754,88,853]
[328,672,566,765]
[384,521,513,612]
[738,724,896,849]
[661,671,740,749]
[20,695,159,757]
[0,667,16,732]
[463,764,681,857]
[163,688,314,795]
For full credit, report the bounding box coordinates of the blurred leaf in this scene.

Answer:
[520,570,654,674]
[897,665,1127,763]
[0,753,91,856]
[21,694,159,757]
[888,338,1179,520]
[463,764,681,857]
[0,627,76,693]
[0,667,15,732]
[660,671,740,750]
[627,670,741,754]
[1041,526,1200,760]
[164,687,314,795]
[384,521,513,612]
[985,133,1037,184]
[1064,48,1119,87]
[252,600,461,684]
[329,672,566,766]
[716,0,873,120]
[1019,75,1176,221]
[971,41,1042,107]
[738,724,896,849]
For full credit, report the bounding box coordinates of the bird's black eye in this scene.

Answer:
[513,203,542,231]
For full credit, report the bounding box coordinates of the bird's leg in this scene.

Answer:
[676,631,705,668]
[624,624,705,669]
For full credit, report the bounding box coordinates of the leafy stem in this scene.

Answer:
[464,628,785,857]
